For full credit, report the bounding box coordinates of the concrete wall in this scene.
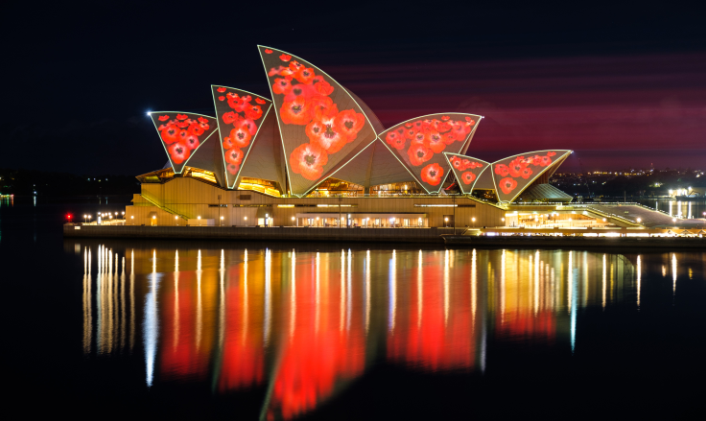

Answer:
[125,177,507,228]
[443,235,706,249]
[64,224,456,243]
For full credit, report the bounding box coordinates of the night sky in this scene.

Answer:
[2,1,705,175]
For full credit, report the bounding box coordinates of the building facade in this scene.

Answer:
[126,46,573,228]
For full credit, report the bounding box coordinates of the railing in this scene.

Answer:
[465,195,507,209]
[581,206,638,225]
[140,191,188,220]
[508,202,568,206]
[303,193,464,199]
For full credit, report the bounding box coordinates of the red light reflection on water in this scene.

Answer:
[147,249,569,419]
[269,256,366,420]
[387,261,475,371]
[160,270,212,380]
[219,264,265,391]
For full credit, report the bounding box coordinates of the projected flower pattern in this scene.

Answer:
[265,51,367,182]
[152,113,217,171]
[448,155,484,185]
[492,151,558,197]
[382,114,478,191]
[212,86,271,185]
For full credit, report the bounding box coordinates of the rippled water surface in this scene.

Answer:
[3,202,706,419]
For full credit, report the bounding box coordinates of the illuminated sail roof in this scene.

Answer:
[443,153,490,195]
[211,86,273,189]
[379,113,482,194]
[259,46,379,197]
[145,46,573,203]
[149,112,218,174]
[490,150,572,202]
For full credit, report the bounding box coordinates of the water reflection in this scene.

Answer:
[77,245,699,420]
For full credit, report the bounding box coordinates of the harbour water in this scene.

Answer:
[3,201,706,419]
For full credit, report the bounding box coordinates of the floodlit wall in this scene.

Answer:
[491,150,571,202]
[126,177,506,228]
[259,46,378,197]
[149,112,218,174]
[379,113,482,194]
[211,86,273,189]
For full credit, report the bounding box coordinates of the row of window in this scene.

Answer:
[207,203,475,208]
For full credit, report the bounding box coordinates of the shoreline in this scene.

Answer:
[64,224,450,243]
[442,235,706,249]
[64,224,706,248]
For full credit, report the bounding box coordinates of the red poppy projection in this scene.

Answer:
[212,86,272,189]
[491,150,571,202]
[443,152,490,195]
[380,113,482,193]
[150,112,218,174]
[260,46,376,197]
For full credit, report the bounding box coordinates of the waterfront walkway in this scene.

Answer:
[588,204,706,228]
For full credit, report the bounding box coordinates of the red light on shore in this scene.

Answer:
[66,213,72,221]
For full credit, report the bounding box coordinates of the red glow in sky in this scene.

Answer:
[329,52,706,171]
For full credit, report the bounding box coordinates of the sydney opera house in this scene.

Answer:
[126,46,574,228]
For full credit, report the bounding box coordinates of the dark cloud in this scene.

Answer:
[1,1,704,174]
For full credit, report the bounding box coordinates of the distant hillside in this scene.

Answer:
[0,168,140,197]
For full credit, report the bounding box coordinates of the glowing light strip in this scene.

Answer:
[144,250,159,387]
[365,250,370,334]
[388,250,396,332]
[637,255,641,308]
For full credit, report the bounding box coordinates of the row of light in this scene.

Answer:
[83,211,125,221]
[134,211,706,225]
